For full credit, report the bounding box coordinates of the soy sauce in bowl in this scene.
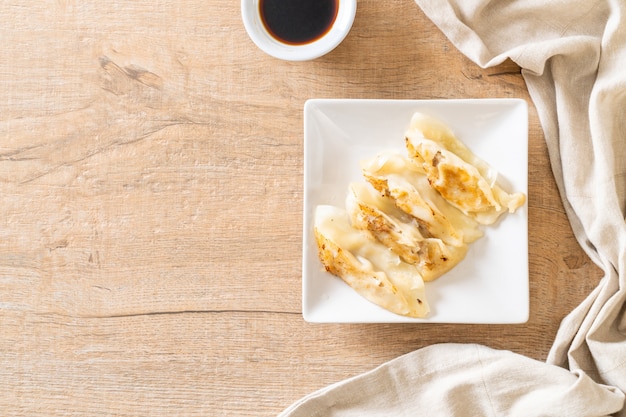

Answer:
[259,0,339,45]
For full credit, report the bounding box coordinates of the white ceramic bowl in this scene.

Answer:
[241,0,357,61]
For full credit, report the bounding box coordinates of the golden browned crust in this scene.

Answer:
[314,227,428,318]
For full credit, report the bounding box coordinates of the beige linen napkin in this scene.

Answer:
[281,0,626,415]
[279,344,623,416]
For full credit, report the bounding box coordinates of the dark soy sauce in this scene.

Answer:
[259,0,339,45]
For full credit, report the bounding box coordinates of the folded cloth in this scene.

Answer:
[280,0,626,415]
[278,344,624,417]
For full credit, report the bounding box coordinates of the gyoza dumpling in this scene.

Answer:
[360,151,483,247]
[405,112,526,224]
[314,205,429,318]
[406,112,494,175]
[345,182,468,282]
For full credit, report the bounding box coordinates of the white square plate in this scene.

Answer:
[302,98,529,323]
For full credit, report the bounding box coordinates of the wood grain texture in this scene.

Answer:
[0,1,602,416]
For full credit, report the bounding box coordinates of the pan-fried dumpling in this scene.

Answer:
[360,151,483,247]
[314,205,429,318]
[406,112,497,179]
[405,113,525,225]
[345,182,468,282]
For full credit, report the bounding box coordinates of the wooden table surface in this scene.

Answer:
[0,1,602,416]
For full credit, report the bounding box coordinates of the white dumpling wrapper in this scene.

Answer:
[405,112,526,225]
[360,151,483,247]
[346,182,468,282]
[314,205,429,318]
